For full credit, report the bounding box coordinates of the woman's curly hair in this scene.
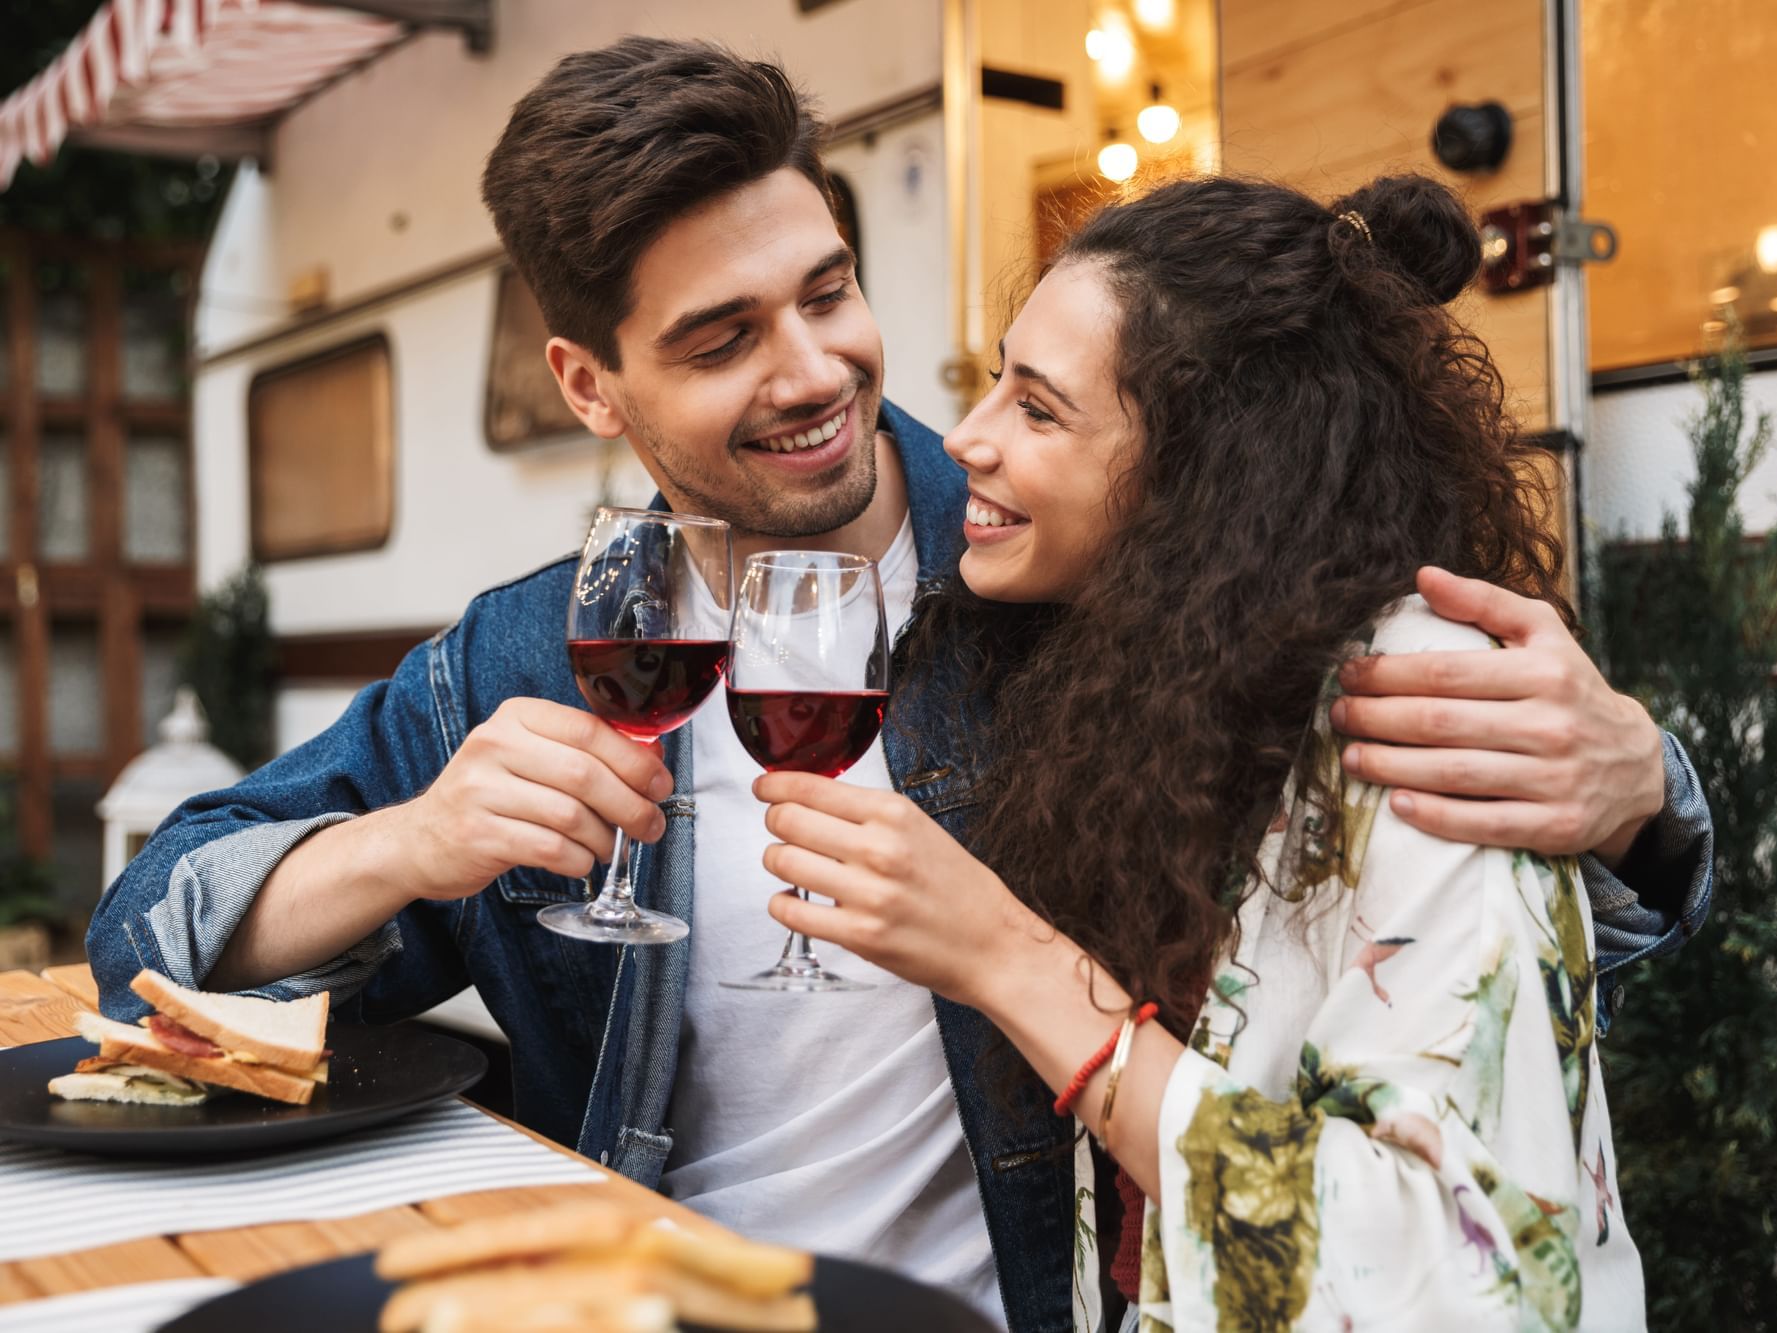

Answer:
[906,173,1571,1041]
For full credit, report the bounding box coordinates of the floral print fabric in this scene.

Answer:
[1122,597,1644,1331]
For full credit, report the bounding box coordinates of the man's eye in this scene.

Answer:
[808,284,851,310]
[691,331,745,365]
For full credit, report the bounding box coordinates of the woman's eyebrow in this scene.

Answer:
[997,339,1081,413]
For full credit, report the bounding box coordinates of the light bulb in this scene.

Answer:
[1085,28,1106,61]
[1758,225,1777,274]
[1098,141,1138,183]
[1134,0,1175,28]
[1100,32,1136,80]
[1138,102,1181,144]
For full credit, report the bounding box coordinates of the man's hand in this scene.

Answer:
[1330,567,1664,866]
[400,697,673,900]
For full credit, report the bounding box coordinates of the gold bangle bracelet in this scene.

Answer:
[1098,1011,1140,1137]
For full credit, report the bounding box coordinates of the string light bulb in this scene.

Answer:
[1134,0,1175,28]
[1098,139,1138,183]
[1089,18,1136,81]
[1137,84,1180,144]
[1758,225,1777,274]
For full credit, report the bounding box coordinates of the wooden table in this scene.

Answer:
[0,966,710,1310]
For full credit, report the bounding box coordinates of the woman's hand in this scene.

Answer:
[754,771,1049,1009]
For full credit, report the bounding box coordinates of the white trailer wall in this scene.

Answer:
[190,1,951,750]
[1587,370,1777,544]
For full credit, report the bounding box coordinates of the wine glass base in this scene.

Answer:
[720,965,874,992]
[537,901,690,945]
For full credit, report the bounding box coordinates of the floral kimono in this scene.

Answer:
[1075,595,1644,1332]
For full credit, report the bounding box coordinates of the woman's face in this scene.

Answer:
[944,261,1139,604]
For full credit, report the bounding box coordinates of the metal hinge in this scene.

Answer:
[1479,202,1618,294]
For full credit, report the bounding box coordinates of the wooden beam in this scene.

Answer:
[275,627,441,683]
[65,122,274,168]
[289,0,491,51]
[8,238,51,861]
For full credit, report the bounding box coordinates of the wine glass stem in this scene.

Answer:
[587,827,637,913]
[779,888,825,972]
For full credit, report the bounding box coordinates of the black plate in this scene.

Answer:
[159,1250,999,1333]
[0,1023,487,1157]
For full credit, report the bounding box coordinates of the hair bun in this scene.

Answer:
[1331,174,1481,305]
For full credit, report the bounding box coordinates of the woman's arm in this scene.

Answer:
[757,770,1614,1327]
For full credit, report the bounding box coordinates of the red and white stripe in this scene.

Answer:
[0,0,405,189]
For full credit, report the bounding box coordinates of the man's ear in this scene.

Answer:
[546,336,628,440]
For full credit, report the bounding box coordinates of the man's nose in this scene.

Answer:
[769,317,847,410]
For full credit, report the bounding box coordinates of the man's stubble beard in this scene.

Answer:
[622,389,882,542]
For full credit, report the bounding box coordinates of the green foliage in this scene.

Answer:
[180,565,275,769]
[1595,333,1777,1329]
[0,793,58,928]
[0,1,230,241]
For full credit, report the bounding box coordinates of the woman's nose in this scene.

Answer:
[944,397,1001,471]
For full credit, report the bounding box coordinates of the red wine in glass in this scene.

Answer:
[569,639,730,741]
[722,551,890,993]
[726,689,889,777]
[537,507,733,948]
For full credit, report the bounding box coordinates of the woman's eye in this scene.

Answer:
[1018,399,1056,425]
[986,366,1003,383]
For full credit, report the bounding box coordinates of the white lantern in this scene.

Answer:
[97,688,245,890]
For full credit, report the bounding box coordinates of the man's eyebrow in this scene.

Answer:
[654,295,759,353]
[804,244,856,285]
[653,246,857,354]
[997,339,1081,413]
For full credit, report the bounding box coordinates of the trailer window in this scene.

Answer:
[1586,0,1777,370]
[247,335,393,561]
[484,267,582,452]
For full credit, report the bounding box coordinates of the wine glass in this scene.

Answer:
[538,507,733,945]
[722,551,891,992]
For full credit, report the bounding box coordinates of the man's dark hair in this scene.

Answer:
[481,37,831,369]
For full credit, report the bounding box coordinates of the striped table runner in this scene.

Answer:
[0,1278,239,1333]
[0,1101,603,1263]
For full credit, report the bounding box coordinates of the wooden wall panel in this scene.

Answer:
[1219,0,1426,71]
[1220,0,1552,431]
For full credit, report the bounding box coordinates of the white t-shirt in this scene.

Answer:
[659,515,1004,1327]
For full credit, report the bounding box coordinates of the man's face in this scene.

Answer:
[560,168,885,540]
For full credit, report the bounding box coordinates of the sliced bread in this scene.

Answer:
[129,969,329,1072]
[76,1009,320,1106]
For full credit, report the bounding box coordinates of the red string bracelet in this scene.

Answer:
[1054,1002,1159,1117]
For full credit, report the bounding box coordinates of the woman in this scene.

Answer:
[751,173,1641,1329]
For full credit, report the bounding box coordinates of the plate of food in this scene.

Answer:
[0,969,487,1156]
[159,1199,1000,1332]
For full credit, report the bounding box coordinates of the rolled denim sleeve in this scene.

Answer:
[129,812,401,1004]
[88,628,467,1025]
[1580,730,1713,1031]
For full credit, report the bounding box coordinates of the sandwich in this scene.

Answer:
[375,1200,817,1333]
[44,1056,213,1107]
[48,968,331,1107]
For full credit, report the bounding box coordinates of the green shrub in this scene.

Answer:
[1595,334,1777,1329]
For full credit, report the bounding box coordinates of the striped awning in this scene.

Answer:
[0,0,432,190]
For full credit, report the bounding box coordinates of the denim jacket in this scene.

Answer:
[88,401,1712,1333]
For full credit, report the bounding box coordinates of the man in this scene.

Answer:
[91,37,1710,1332]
